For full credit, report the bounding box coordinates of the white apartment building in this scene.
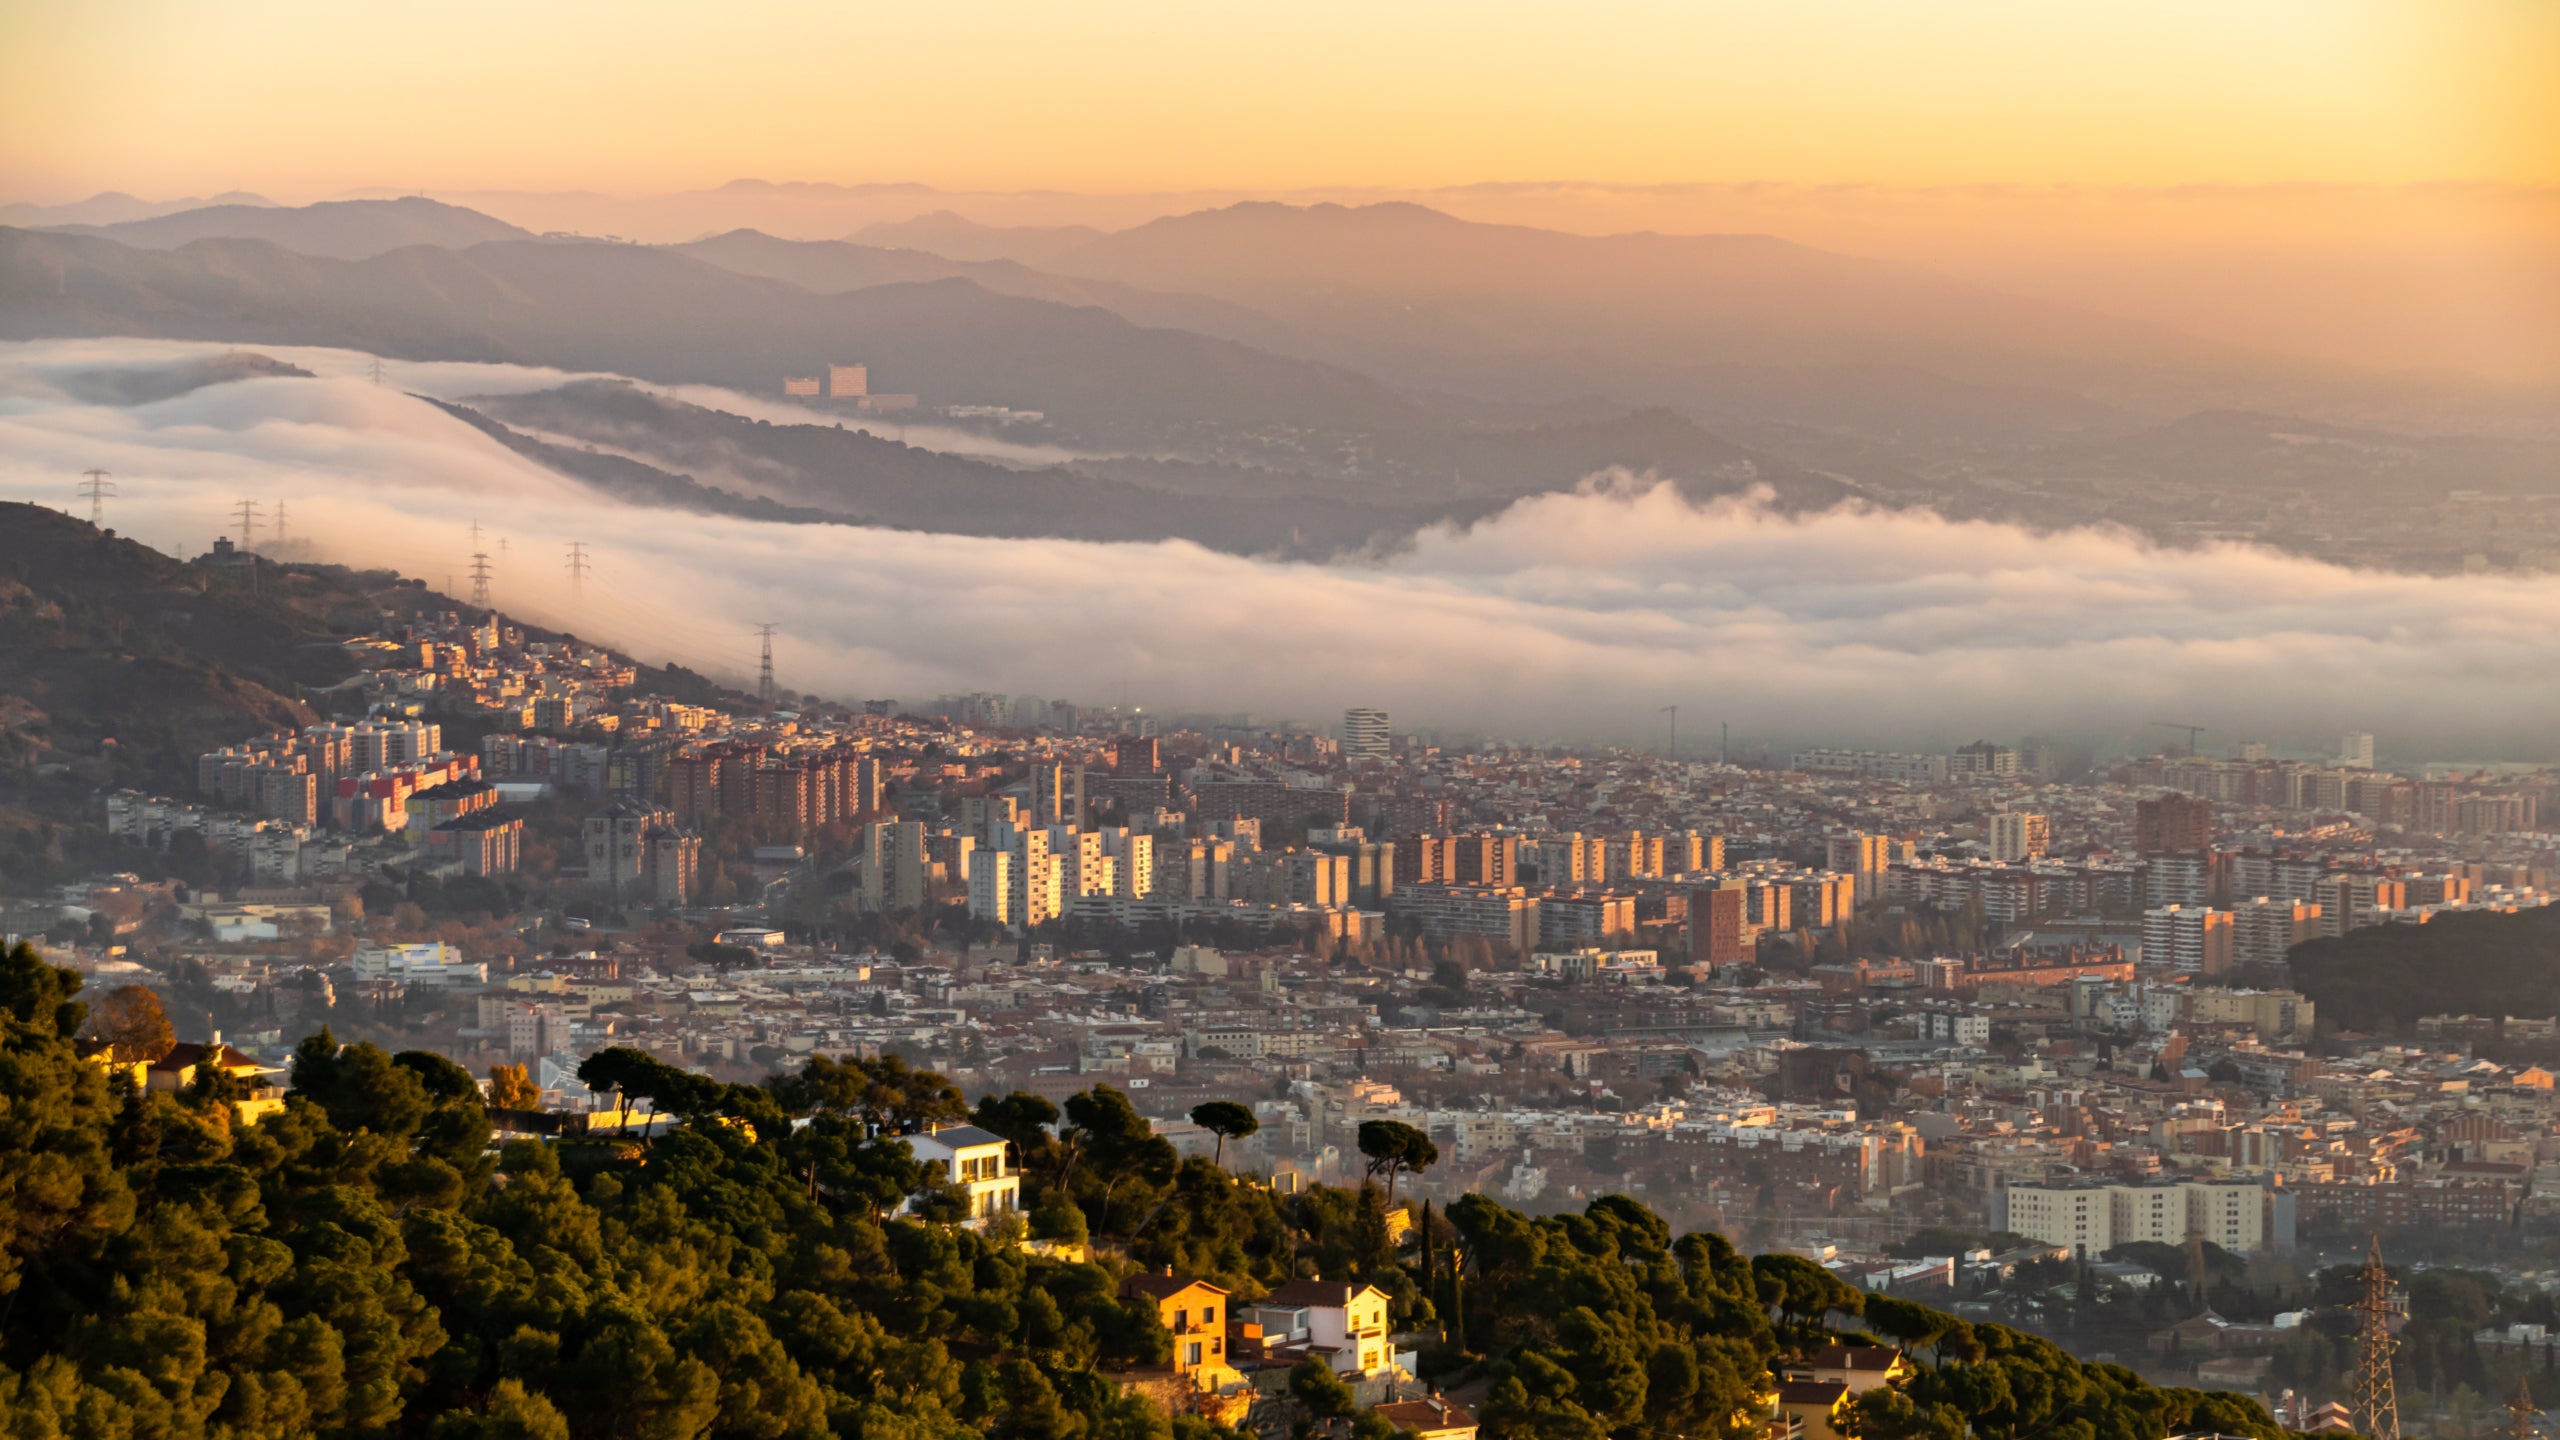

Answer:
[967,850,1013,927]
[2003,1179,2273,1254]
[1988,812,2050,864]
[2142,904,2233,975]
[1341,708,1391,763]
[2232,896,2322,967]
[861,821,928,913]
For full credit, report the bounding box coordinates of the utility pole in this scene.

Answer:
[1659,704,1677,762]
[2351,1233,2402,1440]
[232,498,263,549]
[78,469,114,526]
[756,624,779,709]
[565,541,590,601]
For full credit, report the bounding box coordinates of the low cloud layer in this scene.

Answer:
[5,339,2555,761]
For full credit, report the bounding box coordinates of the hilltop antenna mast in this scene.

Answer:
[565,541,590,601]
[756,623,779,709]
[2351,1234,2402,1440]
[232,498,263,549]
[78,469,114,526]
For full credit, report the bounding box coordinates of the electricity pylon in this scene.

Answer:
[2351,1234,2401,1440]
[756,624,778,708]
[233,498,263,548]
[565,541,590,600]
[78,469,114,525]
[2508,1376,2540,1440]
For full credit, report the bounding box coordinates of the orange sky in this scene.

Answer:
[2,0,2554,200]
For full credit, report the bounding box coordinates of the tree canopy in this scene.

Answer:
[0,940,2286,1440]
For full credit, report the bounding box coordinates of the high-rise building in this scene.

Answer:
[1689,885,1747,969]
[1825,833,1892,904]
[2142,904,2233,975]
[1988,812,2050,864]
[1028,763,1086,826]
[2233,896,2322,967]
[1452,834,1518,887]
[968,850,1013,927]
[861,820,928,913]
[827,363,869,398]
[1949,740,2021,777]
[1112,736,1161,778]
[2338,732,2376,770]
[2134,794,2212,855]
[1342,708,1390,763]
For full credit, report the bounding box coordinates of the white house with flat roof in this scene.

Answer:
[904,1124,1021,1225]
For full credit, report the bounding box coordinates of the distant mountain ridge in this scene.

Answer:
[671,229,1300,351]
[860,201,2353,429]
[40,196,536,260]
[0,190,278,228]
[0,226,1433,445]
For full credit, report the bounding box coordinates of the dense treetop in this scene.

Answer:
[0,942,2280,1440]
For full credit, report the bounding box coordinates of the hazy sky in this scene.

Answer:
[3,0,2554,199]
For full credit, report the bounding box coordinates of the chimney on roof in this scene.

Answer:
[1162,1264,1174,1276]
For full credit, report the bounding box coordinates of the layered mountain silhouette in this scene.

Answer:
[39,196,536,260]
[0,226,1426,443]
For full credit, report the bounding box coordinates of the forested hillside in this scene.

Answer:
[2289,905,2560,1033]
[0,942,2283,1439]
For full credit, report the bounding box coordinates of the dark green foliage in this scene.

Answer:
[1186,1101,1258,1167]
[1354,1120,1436,1200]
[0,940,2282,1440]
[2290,903,2560,1031]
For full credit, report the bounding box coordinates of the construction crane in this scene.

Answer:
[2148,721,2207,756]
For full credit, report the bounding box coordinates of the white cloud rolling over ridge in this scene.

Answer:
[3,339,2554,759]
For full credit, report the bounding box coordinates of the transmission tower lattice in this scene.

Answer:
[79,469,114,526]
[468,552,494,609]
[233,498,263,549]
[272,500,287,546]
[756,624,778,708]
[565,542,590,600]
[2351,1233,2403,1440]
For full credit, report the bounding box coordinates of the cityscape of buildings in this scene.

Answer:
[17,588,2560,1419]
